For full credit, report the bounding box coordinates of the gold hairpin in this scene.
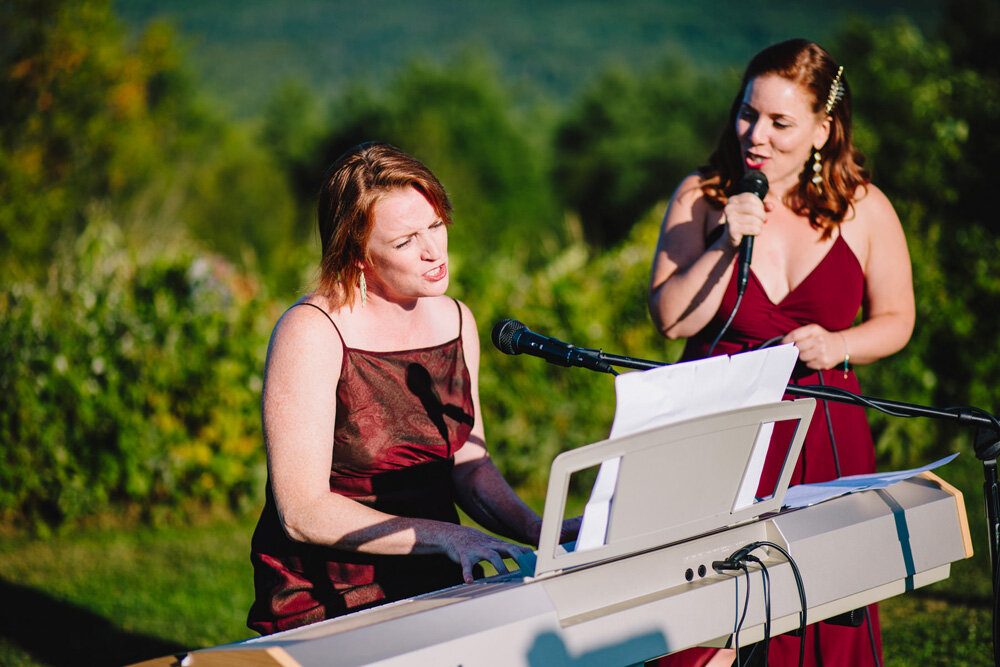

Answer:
[825,66,845,115]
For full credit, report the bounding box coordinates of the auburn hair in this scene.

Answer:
[700,39,869,238]
[316,142,452,306]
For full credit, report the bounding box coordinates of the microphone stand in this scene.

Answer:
[574,346,1000,665]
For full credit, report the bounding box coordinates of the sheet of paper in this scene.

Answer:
[781,453,959,509]
[576,344,799,551]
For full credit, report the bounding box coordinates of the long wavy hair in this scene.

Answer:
[700,39,869,238]
[316,142,452,306]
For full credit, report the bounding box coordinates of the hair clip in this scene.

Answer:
[825,66,845,115]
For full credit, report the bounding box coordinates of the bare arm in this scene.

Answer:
[783,185,915,369]
[648,174,766,338]
[451,302,581,547]
[264,304,529,583]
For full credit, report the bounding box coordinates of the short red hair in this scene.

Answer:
[316,142,452,306]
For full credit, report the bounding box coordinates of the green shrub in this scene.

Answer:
[0,220,273,531]
[470,205,685,494]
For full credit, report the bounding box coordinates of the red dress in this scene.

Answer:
[247,301,474,634]
[654,235,883,666]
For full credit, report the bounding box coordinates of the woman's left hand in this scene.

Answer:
[782,324,848,371]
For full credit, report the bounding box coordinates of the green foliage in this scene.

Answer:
[113,0,944,114]
[833,15,1000,466]
[553,59,733,246]
[473,206,685,493]
[0,221,272,531]
[0,0,302,294]
[0,0,196,279]
[306,53,567,285]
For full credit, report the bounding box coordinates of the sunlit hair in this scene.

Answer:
[316,142,452,306]
[700,39,869,238]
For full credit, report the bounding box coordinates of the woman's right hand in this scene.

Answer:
[721,192,768,248]
[441,524,533,584]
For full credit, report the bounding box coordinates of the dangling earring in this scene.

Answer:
[811,150,823,194]
[359,271,367,308]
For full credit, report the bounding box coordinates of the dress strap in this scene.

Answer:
[452,297,462,337]
[292,302,347,348]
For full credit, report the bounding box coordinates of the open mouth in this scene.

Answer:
[424,264,448,281]
[744,152,767,169]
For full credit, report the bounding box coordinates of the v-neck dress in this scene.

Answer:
[247,301,473,634]
[662,234,883,666]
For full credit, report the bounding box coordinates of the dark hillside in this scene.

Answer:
[115,0,940,114]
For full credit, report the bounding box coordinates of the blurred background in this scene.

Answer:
[1,0,998,664]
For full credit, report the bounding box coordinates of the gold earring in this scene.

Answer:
[359,272,367,307]
[811,150,823,194]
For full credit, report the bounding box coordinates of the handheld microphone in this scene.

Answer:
[733,170,769,295]
[491,319,614,374]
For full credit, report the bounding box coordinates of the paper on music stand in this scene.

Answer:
[576,345,799,551]
[781,453,959,509]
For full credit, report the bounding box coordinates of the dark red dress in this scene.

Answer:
[654,235,883,666]
[247,301,474,634]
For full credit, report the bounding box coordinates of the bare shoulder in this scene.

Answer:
[448,297,483,373]
[842,183,910,275]
[269,296,343,361]
[671,173,710,210]
[661,172,715,236]
[852,182,892,210]
[452,297,476,325]
[850,183,902,230]
[450,298,479,343]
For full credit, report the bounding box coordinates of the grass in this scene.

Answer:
[0,516,259,666]
[0,456,994,666]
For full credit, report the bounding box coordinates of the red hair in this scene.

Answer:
[701,39,869,238]
[316,142,452,306]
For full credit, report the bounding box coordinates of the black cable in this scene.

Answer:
[863,606,882,667]
[757,541,807,667]
[816,370,843,478]
[745,555,771,666]
[731,560,742,659]
[707,288,745,358]
[943,405,1000,438]
[994,550,1000,667]
[734,562,751,666]
[751,337,1000,434]
[717,541,808,667]
[740,640,760,667]
[756,336,784,349]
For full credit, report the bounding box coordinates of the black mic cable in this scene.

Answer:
[706,170,769,358]
[714,541,807,667]
[743,554,771,667]
[732,561,752,662]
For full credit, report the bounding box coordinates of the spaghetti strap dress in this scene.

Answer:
[247,300,474,634]
[653,234,883,666]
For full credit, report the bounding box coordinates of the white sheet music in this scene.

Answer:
[576,345,799,551]
[781,453,959,509]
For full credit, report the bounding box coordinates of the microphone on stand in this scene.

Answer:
[733,170,769,296]
[491,319,614,374]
